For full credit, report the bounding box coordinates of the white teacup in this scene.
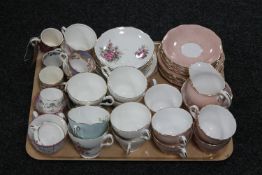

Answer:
[66,72,114,106]
[35,88,65,114]
[144,79,182,112]
[110,102,151,139]
[101,66,147,103]
[61,23,97,54]
[28,113,67,154]
[112,130,147,155]
[68,126,114,159]
[42,48,67,67]
[39,66,64,89]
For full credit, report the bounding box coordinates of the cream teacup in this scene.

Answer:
[66,72,114,106]
[189,104,237,145]
[101,66,147,103]
[144,79,182,112]
[61,23,97,55]
[68,106,110,139]
[28,113,67,154]
[68,126,113,159]
[39,66,64,89]
[35,88,65,114]
[151,108,193,145]
[110,102,151,139]
[30,28,64,53]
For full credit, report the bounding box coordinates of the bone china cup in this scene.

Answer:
[68,126,114,159]
[189,105,237,145]
[101,66,147,103]
[30,28,64,53]
[162,24,222,67]
[66,72,114,106]
[144,79,182,112]
[152,108,193,145]
[42,48,67,67]
[35,88,65,114]
[68,106,110,139]
[39,66,64,89]
[28,113,67,154]
[110,102,151,139]
[61,23,97,54]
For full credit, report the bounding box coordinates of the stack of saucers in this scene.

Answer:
[94,27,157,78]
[157,24,225,87]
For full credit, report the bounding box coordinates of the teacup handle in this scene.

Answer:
[178,136,187,147]
[178,147,188,159]
[72,125,81,136]
[189,105,200,120]
[126,142,132,155]
[101,134,114,147]
[101,66,111,79]
[57,112,66,120]
[32,111,39,120]
[30,125,41,145]
[140,129,151,140]
[61,26,66,35]
[218,90,232,108]
[30,37,41,47]
[100,95,115,106]
[152,78,157,86]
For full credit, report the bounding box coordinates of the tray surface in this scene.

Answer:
[26,42,233,161]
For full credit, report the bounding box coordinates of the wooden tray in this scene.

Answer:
[26,42,233,161]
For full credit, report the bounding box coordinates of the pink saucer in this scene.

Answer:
[162,25,222,67]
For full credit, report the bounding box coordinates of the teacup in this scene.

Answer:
[61,23,97,55]
[101,66,147,103]
[66,72,114,106]
[110,102,151,139]
[30,28,64,53]
[68,126,113,159]
[152,133,187,158]
[112,130,147,155]
[144,79,182,112]
[189,105,237,145]
[35,88,65,114]
[151,108,193,145]
[193,131,230,153]
[28,113,67,154]
[42,48,67,67]
[68,106,110,139]
[39,66,64,89]
[61,51,96,78]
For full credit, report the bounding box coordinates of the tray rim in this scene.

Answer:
[25,42,234,161]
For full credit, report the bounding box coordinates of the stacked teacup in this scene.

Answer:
[110,102,151,154]
[67,106,114,159]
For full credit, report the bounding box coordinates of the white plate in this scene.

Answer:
[95,27,154,70]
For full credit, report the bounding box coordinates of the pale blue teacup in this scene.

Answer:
[68,106,109,139]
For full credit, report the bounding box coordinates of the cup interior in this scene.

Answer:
[144,84,182,112]
[67,73,107,102]
[28,114,67,146]
[41,28,63,47]
[69,51,96,73]
[42,50,64,67]
[39,66,64,85]
[40,88,63,101]
[68,106,109,124]
[111,102,151,132]
[109,66,147,99]
[152,108,193,136]
[63,23,97,51]
[198,105,236,140]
